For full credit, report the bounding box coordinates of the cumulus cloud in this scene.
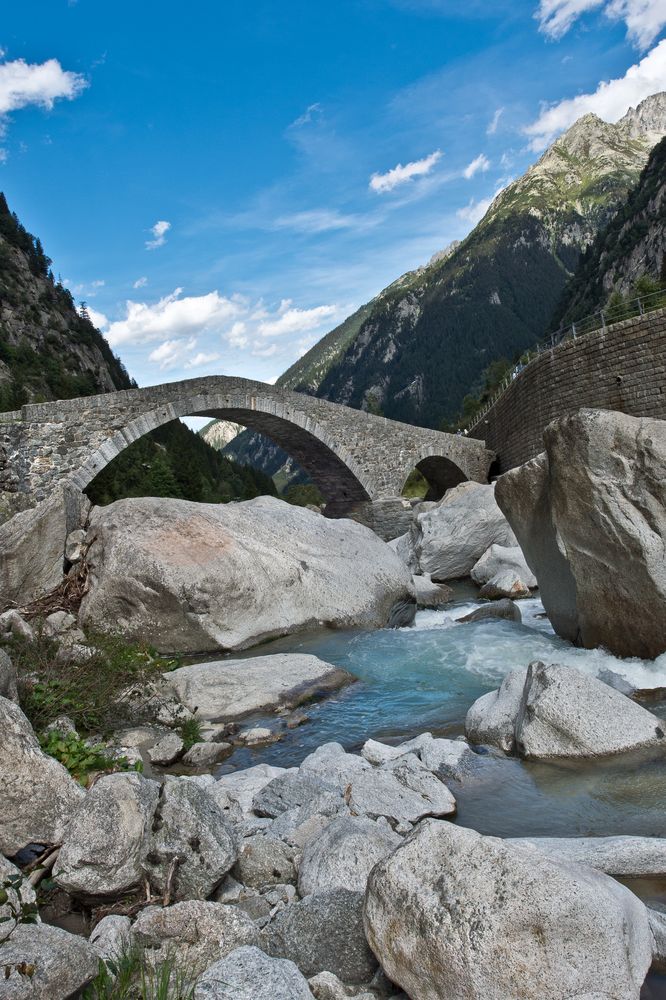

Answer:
[148,338,197,370]
[457,195,496,226]
[105,288,244,347]
[0,57,87,116]
[185,350,221,368]
[524,38,666,149]
[256,299,338,338]
[535,0,666,49]
[463,153,491,179]
[370,150,442,194]
[145,219,171,250]
[87,306,108,330]
[133,276,148,288]
[487,107,504,135]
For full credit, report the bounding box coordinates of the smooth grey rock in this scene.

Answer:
[182,741,231,768]
[232,835,297,888]
[214,764,295,816]
[508,835,666,876]
[649,908,666,972]
[518,661,666,760]
[0,650,18,703]
[239,726,277,745]
[360,735,432,766]
[457,599,521,624]
[254,772,337,818]
[267,888,377,983]
[299,743,371,791]
[147,729,184,766]
[307,973,376,1000]
[364,820,653,1000]
[388,532,419,574]
[267,791,350,849]
[54,772,159,899]
[298,816,401,896]
[347,754,456,830]
[80,496,415,654]
[0,922,99,999]
[0,855,37,925]
[412,482,517,581]
[89,914,132,963]
[43,611,77,638]
[465,668,527,753]
[411,574,452,609]
[596,668,636,697]
[385,598,416,628]
[0,696,85,857]
[166,654,352,722]
[143,777,237,901]
[0,610,34,642]
[132,900,260,976]
[235,894,272,925]
[417,735,479,782]
[65,528,87,563]
[194,945,315,999]
[471,543,536,600]
[496,409,666,658]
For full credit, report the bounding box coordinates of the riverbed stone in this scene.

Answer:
[80,496,415,654]
[194,945,315,1000]
[307,973,378,1000]
[347,754,456,830]
[0,696,85,857]
[147,729,184,766]
[182,741,231,768]
[496,409,666,659]
[411,574,452,608]
[471,543,536,593]
[232,835,297,888]
[0,922,99,999]
[214,764,296,816]
[464,668,527,753]
[165,654,353,722]
[457,599,521,624]
[132,900,260,976]
[143,777,237,901]
[649,908,666,972]
[364,820,654,1000]
[267,888,378,983]
[299,742,371,790]
[53,772,159,899]
[89,915,132,963]
[298,816,401,896]
[254,772,337,818]
[508,835,666,876]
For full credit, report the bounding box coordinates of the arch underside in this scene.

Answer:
[80,402,372,513]
[415,454,468,501]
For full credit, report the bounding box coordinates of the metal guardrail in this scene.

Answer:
[466,287,666,432]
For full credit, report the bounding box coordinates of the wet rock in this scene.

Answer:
[147,730,184,766]
[496,409,666,659]
[232,835,297,888]
[347,754,456,831]
[471,543,536,600]
[457,599,521,624]
[298,816,400,896]
[411,574,452,608]
[464,668,527,753]
[132,900,260,976]
[166,654,353,723]
[416,736,480,783]
[267,888,377,983]
[240,726,279,746]
[53,772,159,899]
[0,649,18,703]
[80,496,415,654]
[0,695,85,857]
[0,922,99,999]
[182,741,231,768]
[194,944,315,999]
[386,599,416,628]
[143,777,237,901]
[364,820,653,1000]
[89,915,132,963]
[649,908,666,972]
[411,482,517,581]
[509,835,666,876]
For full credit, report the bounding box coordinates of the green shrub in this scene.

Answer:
[178,717,203,751]
[38,731,142,785]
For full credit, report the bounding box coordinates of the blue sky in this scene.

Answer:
[1,0,665,388]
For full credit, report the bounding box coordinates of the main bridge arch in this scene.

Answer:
[0,375,494,516]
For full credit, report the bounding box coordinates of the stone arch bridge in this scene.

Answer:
[0,375,492,518]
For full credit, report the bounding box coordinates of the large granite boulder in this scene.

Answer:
[79,496,415,653]
[407,482,517,582]
[496,409,666,658]
[298,816,400,896]
[165,654,353,722]
[194,945,315,1000]
[0,696,85,856]
[508,835,666,876]
[53,772,159,899]
[364,820,653,1000]
[0,923,99,999]
[465,661,666,760]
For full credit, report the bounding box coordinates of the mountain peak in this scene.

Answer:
[617,91,666,143]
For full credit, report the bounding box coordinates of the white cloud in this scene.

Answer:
[457,195,495,226]
[225,320,249,349]
[145,219,171,250]
[185,350,221,368]
[273,209,359,233]
[87,306,108,330]
[290,102,322,128]
[105,288,244,347]
[148,336,197,370]
[370,150,442,194]
[463,153,491,179]
[256,300,338,338]
[0,57,87,116]
[535,0,666,49]
[487,107,504,134]
[251,343,279,358]
[133,276,148,288]
[525,38,666,149]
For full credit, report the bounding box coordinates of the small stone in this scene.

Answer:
[182,741,231,768]
[0,610,34,641]
[43,611,77,637]
[457,599,522,624]
[232,835,297,888]
[194,945,315,999]
[89,914,132,963]
[240,726,279,746]
[65,528,87,563]
[43,715,78,738]
[147,730,184,766]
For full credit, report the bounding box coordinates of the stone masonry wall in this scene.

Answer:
[471,307,666,471]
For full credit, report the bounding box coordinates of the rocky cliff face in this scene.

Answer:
[0,194,131,410]
[551,134,666,325]
[314,92,666,429]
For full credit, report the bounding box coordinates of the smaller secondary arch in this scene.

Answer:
[416,454,468,500]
